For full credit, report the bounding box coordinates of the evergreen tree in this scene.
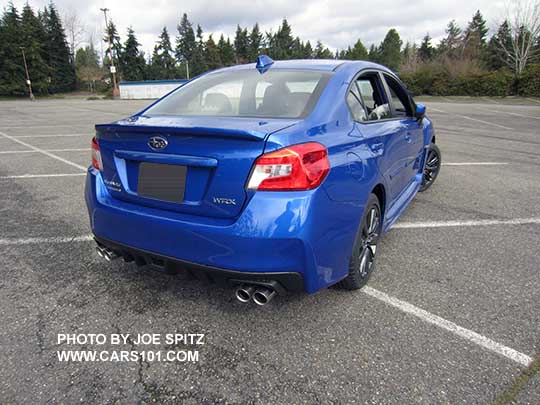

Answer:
[43,2,75,92]
[248,23,263,61]
[175,13,196,78]
[205,34,222,70]
[150,27,176,79]
[463,10,488,60]
[486,20,513,70]
[268,18,294,59]
[0,3,25,95]
[234,25,249,63]
[217,34,235,66]
[439,20,462,59]
[418,33,434,61]
[303,40,313,58]
[122,27,146,81]
[313,40,333,59]
[75,44,101,91]
[368,44,381,63]
[347,39,368,59]
[189,24,206,76]
[379,28,402,70]
[290,37,304,59]
[103,19,122,81]
[21,4,49,93]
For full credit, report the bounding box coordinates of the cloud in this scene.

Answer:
[8,0,508,54]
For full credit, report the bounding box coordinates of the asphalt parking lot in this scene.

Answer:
[0,97,539,403]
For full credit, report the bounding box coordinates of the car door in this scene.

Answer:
[353,72,412,203]
[381,73,424,188]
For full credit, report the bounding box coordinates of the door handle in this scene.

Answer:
[404,133,412,143]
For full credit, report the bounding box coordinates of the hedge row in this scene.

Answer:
[400,64,540,97]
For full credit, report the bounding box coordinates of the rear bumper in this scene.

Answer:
[95,236,304,293]
[85,168,364,293]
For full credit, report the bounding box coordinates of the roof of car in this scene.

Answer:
[220,59,386,72]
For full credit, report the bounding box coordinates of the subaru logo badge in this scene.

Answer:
[148,136,168,151]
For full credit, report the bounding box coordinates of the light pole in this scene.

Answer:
[100,7,120,98]
[20,47,34,101]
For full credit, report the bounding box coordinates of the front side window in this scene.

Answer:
[144,70,332,119]
[383,74,413,117]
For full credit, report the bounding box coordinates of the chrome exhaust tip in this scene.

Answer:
[235,285,255,303]
[95,246,104,258]
[252,287,276,306]
[103,248,119,262]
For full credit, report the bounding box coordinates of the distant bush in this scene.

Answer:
[517,64,540,97]
[401,65,514,97]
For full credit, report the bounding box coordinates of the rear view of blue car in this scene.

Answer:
[85,56,441,305]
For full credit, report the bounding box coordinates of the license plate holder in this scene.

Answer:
[138,162,186,203]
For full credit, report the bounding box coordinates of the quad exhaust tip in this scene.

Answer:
[235,285,277,305]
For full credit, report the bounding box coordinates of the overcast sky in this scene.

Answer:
[6,0,509,57]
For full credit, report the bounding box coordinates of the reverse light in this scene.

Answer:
[247,142,330,191]
[91,137,103,170]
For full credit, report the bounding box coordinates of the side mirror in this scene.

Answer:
[415,103,426,120]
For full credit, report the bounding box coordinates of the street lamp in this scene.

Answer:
[20,47,34,101]
[100,7,120,98]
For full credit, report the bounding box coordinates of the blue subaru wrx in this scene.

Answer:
[85,56,441,305]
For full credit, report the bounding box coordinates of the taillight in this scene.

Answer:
[247,142,330,191]
[91,137,103,170]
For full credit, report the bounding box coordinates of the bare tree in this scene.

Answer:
[64,8,86,57]
[497,0,540,75]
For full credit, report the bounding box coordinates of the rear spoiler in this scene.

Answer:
[95,123,266,142]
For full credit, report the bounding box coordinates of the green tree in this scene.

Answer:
[418,33,434,61]
[0,3,25,95]
[268,18,294,59]
[20,3,49,94]
[150,27,176,79]
[368,44,381,63]
[313,40,333,59]
[121,27,146,81]
[103,19,122,81]
[439,20,462,59]
[304,40,313,58]
[43,2,75,92]
[204,34,222,70]
[463,10,488,61]
[248,23,263,61]
[75,44,101,91]
[189,24,206,76]
[217,34,235,66]
[346,39,368,59]
[234,25,249,63]
[175,13,196,78]
[379,28,402,70]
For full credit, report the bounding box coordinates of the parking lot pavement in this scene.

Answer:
[0,99,539,403]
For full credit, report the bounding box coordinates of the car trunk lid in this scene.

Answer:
[95,115,298,218]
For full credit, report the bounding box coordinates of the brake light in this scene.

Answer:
[247,142,330,191]
[91,137,103,170]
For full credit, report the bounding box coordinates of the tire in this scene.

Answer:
[337,193,382,290]
[419,143,441,192]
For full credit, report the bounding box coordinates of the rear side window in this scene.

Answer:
[346,91,367,122]
[145,69,332,119]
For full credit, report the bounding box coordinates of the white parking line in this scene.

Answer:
[428,107,514,130]
[0,173,86,179]
[443,162,508,166]
[2,124,89,129]
[393,218,540,229]
[0,148,90,154]
[477,107,540,120]
[12,133,88,138]
[0,131,86,171]
[0,235,93,245]
[363,287,533,367]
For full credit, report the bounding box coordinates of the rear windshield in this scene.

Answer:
[144,69,332,119]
